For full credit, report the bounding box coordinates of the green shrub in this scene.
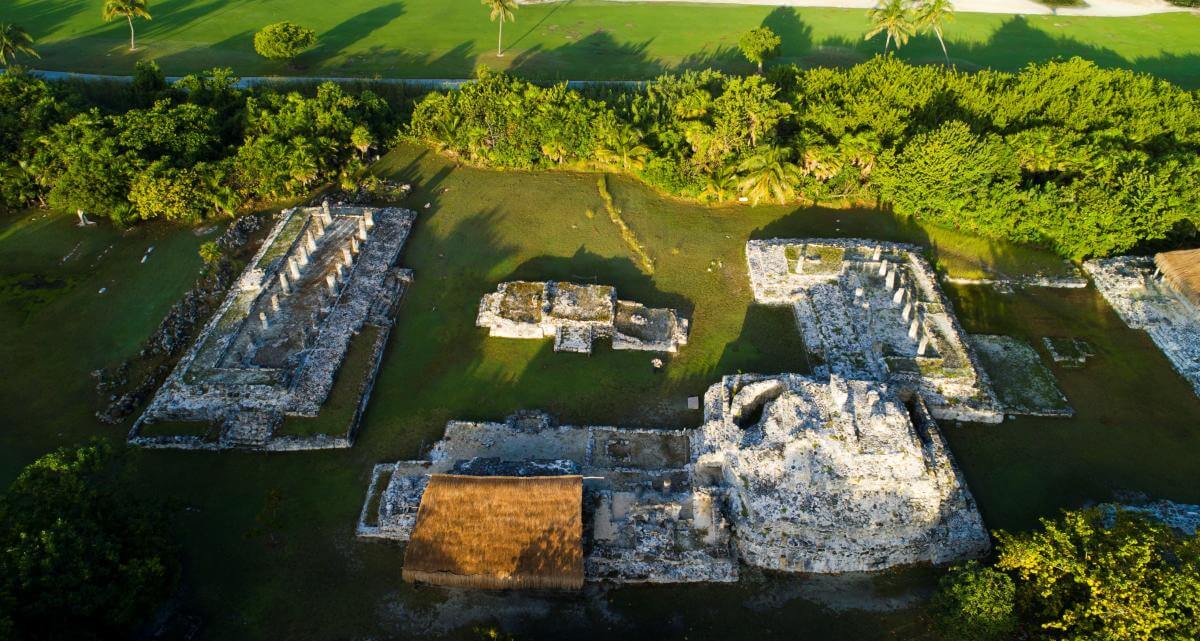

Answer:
[253,21,317,64]
[930,561,1017,641]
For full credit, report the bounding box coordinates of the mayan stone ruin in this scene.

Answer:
[746,239,1002,423]
[358,369,989,583]
[1085,252,1200,398]
[129,204,416,450]
[475,281,689,354]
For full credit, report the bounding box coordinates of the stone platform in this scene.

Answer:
[476,281,689,354]
[129,205,416,451]
[746,239,1002,423]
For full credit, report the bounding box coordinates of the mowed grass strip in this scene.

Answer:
[9,0,1200,86]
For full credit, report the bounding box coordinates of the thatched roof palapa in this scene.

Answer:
[1155,249,1200,310]
[402,474,584,590]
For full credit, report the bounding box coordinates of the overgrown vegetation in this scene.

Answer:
[410,59,1200,259]
[0,441,180,640]
[0,66,396,224]
[932,508,1200,641]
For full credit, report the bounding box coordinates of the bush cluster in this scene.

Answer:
[408,58,1200,259]
[0,64,394,224]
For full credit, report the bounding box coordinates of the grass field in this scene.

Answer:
[3,144,1200,639]
[9,0,1200,86]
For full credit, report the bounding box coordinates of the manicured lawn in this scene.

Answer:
[3,144,1200,639]
[9,0,1200,86]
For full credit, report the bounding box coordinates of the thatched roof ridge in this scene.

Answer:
[402,474,584,590]
[1156,249,1200,308]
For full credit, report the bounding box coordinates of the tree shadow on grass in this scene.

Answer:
[312,2,407,62]
[711,304,811,379]
[507,31,665,81]
[506,247,693,318]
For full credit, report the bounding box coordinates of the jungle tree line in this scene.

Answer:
[0,63,394,224]
[406,58,1200,259]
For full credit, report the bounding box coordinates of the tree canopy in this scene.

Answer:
[738,27,781,74]
[0,442,180,640]
[933,508,1200,641]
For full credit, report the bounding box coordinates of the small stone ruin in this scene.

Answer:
[129,204,417,450]
[1085,255,1200,398]
[475,281,689,354]
[358,373,990,582]
[746,239,1002,423]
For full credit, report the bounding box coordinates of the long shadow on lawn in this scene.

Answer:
[508,31,665,80]
[506,248,693,318]
[313,2,407,61]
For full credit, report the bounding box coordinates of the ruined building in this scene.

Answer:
[130,205,416,450]
[476,281,689,353]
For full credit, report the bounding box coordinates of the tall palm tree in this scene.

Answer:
[0,23,39,66]
[736,145,804,206]
[482,0,516,58]
[865,0,915,53]
[102,0,152,52]
[915,0,954,63]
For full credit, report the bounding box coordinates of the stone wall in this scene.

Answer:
[129,206,417,451]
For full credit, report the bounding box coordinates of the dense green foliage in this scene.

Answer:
[0,442,179,640]
[929,561,1017,641]
[0,69,393,224]
[253,21,317,64]
[935,508,1200,641]
[0,23,38,66]
[408,58,1200,258]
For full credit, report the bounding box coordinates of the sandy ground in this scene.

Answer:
[605,0,1192,16]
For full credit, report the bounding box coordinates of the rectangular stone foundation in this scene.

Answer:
[129,206,417,451]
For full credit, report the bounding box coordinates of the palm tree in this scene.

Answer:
[482,0,517,58]
[915,0,954,63]
[698,165,737,204]
[0,23,39,66]
[102,0,152,52]
[865,0,915,53]
[596,125,651,171]
[736,145,804,206]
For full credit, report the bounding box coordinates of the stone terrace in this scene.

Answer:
[476,281,689,354]
[746,239,1001,423]
[130,205,416,450]
[1085,255,1200,398]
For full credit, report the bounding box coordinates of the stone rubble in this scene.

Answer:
[746,239,1002,423]
[128,206,416,451]
[1084,256,1200,398]
[476,281,689,354]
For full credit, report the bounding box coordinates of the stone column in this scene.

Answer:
[358,217,368,241]
[364,210,374,229]
[336,263,346,283]
[342,247,353,266]
[326,273,337,295]
[259,312,269,329]
[878,259,889,277]
[288,257,301,280]
[908,318,920,341]
[278,271,291,295]
[902,299,913,322]
[872,246,882,261]
[297,244,309,267]
[351,237,360,254]
[917,334,929,357]
[305,231,317,253]
[270,294,280,312]
[886,268,896,290]
[893,286,905,305]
